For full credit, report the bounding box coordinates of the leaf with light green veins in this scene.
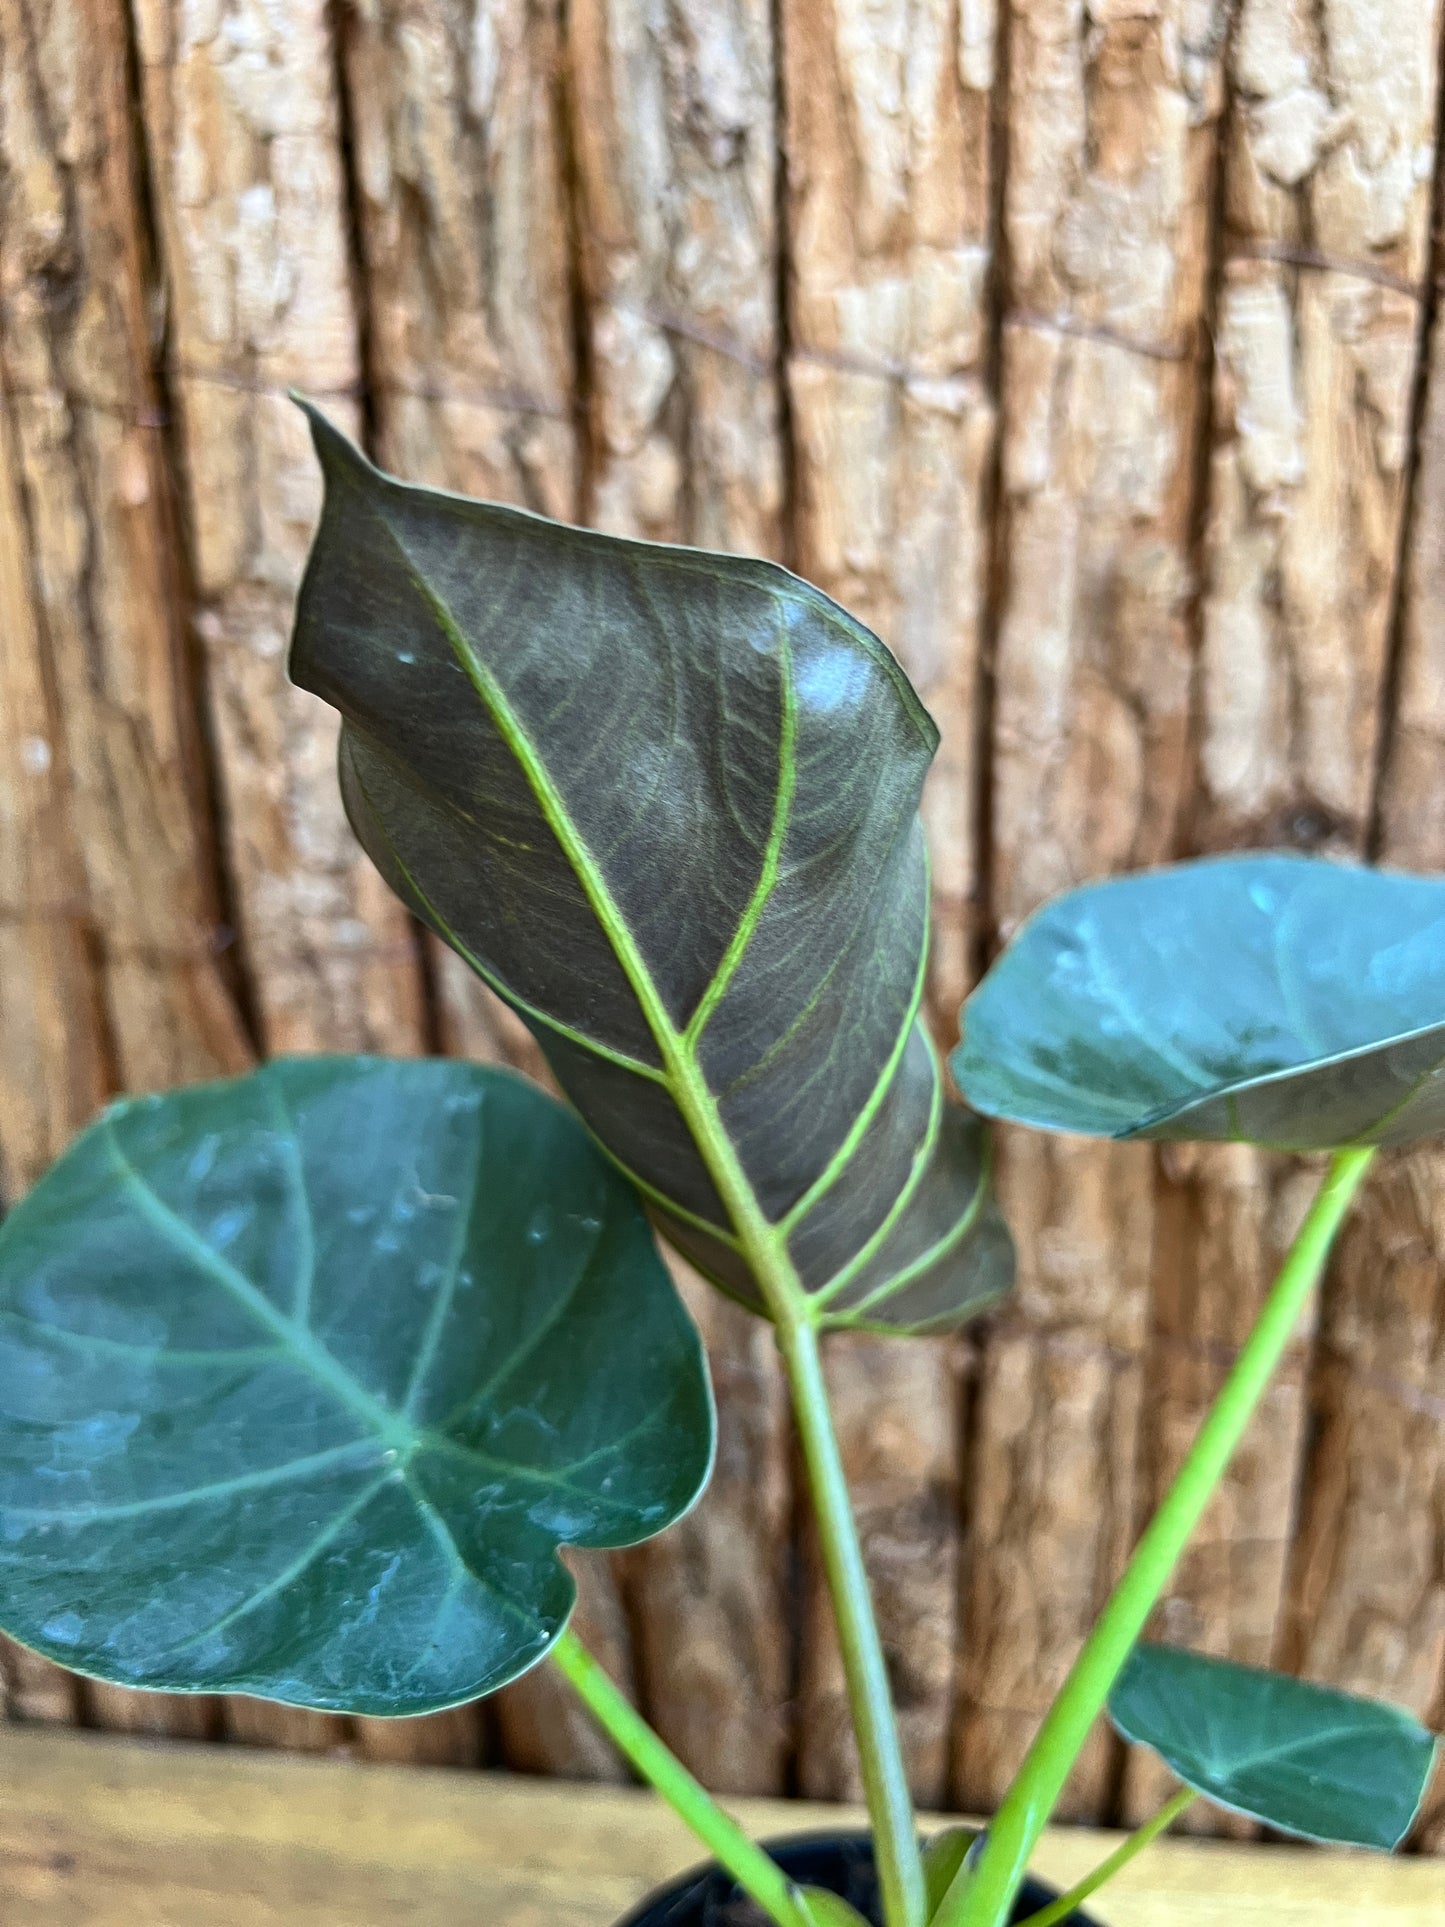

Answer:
[955,854,1445,1150]
[0,1058,713,1716]
[288,408,1012,1336]
[1110,1645,1439,1850]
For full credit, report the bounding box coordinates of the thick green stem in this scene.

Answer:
[1012,1788,1197,1927]
[776,1314,929,1927]
[939,1145,1376,1927]
[549,1626,814,1927]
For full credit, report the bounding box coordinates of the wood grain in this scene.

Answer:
[0,0,253,1738]
[778,0,993,1806]
[958,0,1229,1822]
[1277,158,1445,1849]
[1126,0,1445,1828]
[130,0,427,1064]
[1,1726,1441,1925]
[561,0,794,1792]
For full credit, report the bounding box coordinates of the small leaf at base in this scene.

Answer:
[1109,1644,1439,1850]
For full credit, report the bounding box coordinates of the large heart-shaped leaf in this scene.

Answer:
[0,1057,712,1716]
[288,408,1012,1335]
[955,854,1445,1149]
[1110,1645,1438,1849]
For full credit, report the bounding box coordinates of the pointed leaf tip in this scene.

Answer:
[291,432,1014,1336]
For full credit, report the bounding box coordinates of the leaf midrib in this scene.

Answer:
[373,504,962,1322]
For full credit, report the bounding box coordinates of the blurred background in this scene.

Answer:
[1,0,1443,1849]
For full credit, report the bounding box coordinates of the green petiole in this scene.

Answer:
[549,1625,816,1927]
[937,1145,1376,1927]
[1012,1787,1197,1927]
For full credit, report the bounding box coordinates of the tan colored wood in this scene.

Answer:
[125,0,436,1760]
[1128,0,1445,1828]
[0,0,253,1740]
[556,0,794,1793]
[1196,0,1442,854]
[568,0,783,554]
[342,0,578,522]
[959,0,1224,1821]
[1278,269,1445,1850]
[337,0,589,1769]
[1,1726,1442,1924]
[781,0,995,1025]
[1123,1148,1322,1831]
[129,0,427,1063]
[779,0,994,1805]
[799,1337,963,1805]
[623,1273,792,1796]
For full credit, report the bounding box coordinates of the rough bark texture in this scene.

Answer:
[1124,0,1445,1831]
[559,0,794,1792]
[956,0,1227,1821]
[782,0,995,1024]
[130,0,427,1063]
[4,0,1445,1831]
[956,1134,1153,1817]
[1123,1146,1321,1831]
[0,0,253,1738]
[1196,0,1442,855]
[622,1273,793,1796]
[1276,247,1445,1852]
[798,1337,964,1805]
[778,0,994,1806]
[568,0,783,553]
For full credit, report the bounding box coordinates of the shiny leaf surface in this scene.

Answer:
[956,855,1445,1149]
[289,409,1012,1334]
[0,1058,712,1716]
[1110,1645,1438,1849]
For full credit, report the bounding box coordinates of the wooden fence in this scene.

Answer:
[1,0,1443,1845]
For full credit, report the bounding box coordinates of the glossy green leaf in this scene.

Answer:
[0,1057,712,1716]
[288,408,1012,1335]
[1110,1645,1438,1849]
[955,854,1445,1150]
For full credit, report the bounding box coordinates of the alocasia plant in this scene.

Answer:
[0,410,1439,1927]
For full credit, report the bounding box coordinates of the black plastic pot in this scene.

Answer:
[616,1832,1102,1926]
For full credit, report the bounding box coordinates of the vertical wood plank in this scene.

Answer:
[0,399,98,1730]
[126,0,429,1752]
[130,0,427,1066]
[958,0,1227,1819]
[624,1272,792,1797]
[1,0,254,1739]
[1281,169,1445,1846]
[1127,0,1445,1829]
[561,0,794,1794]
[337,0,614,1770]
[779,0,995,1803]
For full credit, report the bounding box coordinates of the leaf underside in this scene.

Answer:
[0,1058,712,1716]
[1110,1644,1439,1850]
[955,854,1445,1150]
[289,409,1012,1335]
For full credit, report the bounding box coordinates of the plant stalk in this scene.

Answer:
[1012,1787,1197,1927]
[939,1144,1376,1927]
[775,1312,928,1927]
[549,1625,814,1927]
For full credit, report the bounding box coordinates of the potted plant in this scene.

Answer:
[0,406,1438,1927]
